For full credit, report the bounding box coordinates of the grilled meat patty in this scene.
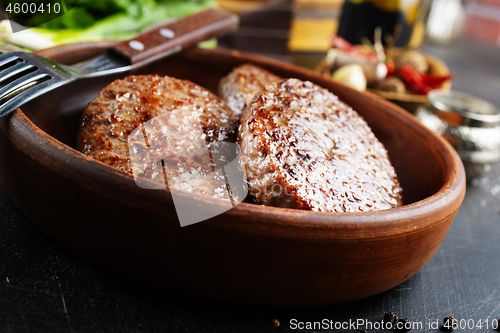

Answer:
[78,74,242,201]
[239,78,404,212]
[219,63,281,115]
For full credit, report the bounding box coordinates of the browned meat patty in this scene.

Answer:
[218,63,281,115]
[78,74,243,201]
[239,78,404,212]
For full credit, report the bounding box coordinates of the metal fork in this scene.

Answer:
[0,8,238,118]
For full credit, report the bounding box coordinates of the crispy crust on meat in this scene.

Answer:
[238,78,404,212]
[78,75,241,200]
[218,63,281,115]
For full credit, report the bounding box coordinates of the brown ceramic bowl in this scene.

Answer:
[0,42,465,306]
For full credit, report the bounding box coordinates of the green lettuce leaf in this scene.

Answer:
[18,0,216,45]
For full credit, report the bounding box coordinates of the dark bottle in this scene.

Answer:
[337,0,421,47]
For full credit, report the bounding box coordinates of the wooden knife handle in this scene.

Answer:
[111,8,239,67]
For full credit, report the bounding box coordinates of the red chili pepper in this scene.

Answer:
[330,35,379,61]
[399,64,433,95]
[420,73,453,88]
[386,60,396,77]
[331,35,357,52]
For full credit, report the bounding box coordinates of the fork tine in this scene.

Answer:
[0,55,22,70]
[0,71,52,105]
[0,62,37,86]
[0,81,54,118]
[0,78,54,118]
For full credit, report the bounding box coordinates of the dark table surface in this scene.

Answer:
[1,38,500,333]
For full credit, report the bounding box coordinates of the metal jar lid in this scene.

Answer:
[427,90,500,128]
[416,90,500,180]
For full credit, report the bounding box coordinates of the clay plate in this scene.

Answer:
[0,42,465,306]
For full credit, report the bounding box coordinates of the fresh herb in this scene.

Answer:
[382,311,398,324]
[395,318,411,332]
[442,316,457,331]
